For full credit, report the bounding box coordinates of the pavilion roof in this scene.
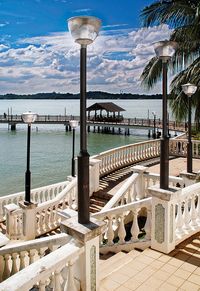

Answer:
[86,102,125,113]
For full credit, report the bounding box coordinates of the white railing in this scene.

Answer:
[0,181,69,222]
[5,178,77,239]
[93,198,152,253]
[0,233,70,282]
[35,178,77,237]
[175,182,200,244]
[92,140,160,177]
[169,139,200,158]
[144,173,184,195]
[0,241,83,291]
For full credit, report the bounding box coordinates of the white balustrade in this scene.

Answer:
[0,242,83,291]
[0,233,71,282]
[0,181,69,222]
[175,182,200,244]
[93,198,152,253]
[35,178,77,237]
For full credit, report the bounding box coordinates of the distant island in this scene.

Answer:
[0,91,162,100]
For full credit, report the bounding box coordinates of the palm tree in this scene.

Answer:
[140,0,200,125]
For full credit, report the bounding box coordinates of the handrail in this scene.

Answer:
[0,242,83,291]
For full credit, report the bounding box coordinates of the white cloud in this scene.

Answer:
[0,21,9,27]
[0,25,172,94]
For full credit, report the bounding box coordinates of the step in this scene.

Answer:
[89,198,106,207]
[100,251,133,280]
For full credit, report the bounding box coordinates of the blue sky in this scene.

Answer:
[0,0,172,94]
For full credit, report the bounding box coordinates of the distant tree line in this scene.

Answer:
[0,91,162,100]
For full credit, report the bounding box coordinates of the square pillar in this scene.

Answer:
[89,158,101,196]
[132,165,149,198]
[148,185,180,254]
[4,203,20,239]
[61,216,105,291]
[19,202,37,240]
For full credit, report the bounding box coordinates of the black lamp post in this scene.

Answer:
[182,83,197,173]
[154,40,177,190]
[69,120,79,177]
[68,16,101,224]
[152,111,156,139]
[22,111,37,204]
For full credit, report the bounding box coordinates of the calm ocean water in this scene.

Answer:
[0,99,165,196]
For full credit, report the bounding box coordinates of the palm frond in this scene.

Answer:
[140,57,162,89]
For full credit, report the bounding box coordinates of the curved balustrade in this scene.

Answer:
[0,242,83,291]
[175,182,200,244]
[0,181,69,222]
[0,233,70,282]
[93,198,152,253]
[92,140,160,177]
[169,139,200,158]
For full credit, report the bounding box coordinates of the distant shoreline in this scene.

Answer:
[0,91,162,100]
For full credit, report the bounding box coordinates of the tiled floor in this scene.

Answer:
[100,232,200,290]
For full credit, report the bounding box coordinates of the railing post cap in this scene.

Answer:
[131,165,149,173]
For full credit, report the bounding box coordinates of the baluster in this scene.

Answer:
[133,182,137,201]
[39,247,46,259]
[183,198,191,229]
[63,260,78,291]
[190,195,197,226]
[29,249,37,264]
[11,253,18,275]
[107,215,114,246]
[44,210,50,232]
[2,254,11,281]
[54,270,62,291]
[118,214,126,244]
[53,205,58,227]
[175,202,184,234]
[47,189,51,201]
[39,211,44,234]
[19,251,26,270]
[127,188,131,203]
[197,193,200,221]
[39,279,46,291]
[144,208,151,240]
[131,209,139,241]
[68,191,73,209]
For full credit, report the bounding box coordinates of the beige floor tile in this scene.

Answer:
[118,265,139,278]
[144,276,164,288]
[153,269,171,281]
[131,269,152,283]
[187,256,200,267]
[109,272,130,285]
[99,287,108,291]
[123,277,141,290]
[187,273,200,285]
[180,280,200,291]
[125,260,147,271]
[115,286,132,291]
[101,278,121,290]
[135,283,157,291]
[180,262,198,273]
[174,252,191,261]
[160,263,177,274]
[193,268,200,276]
[173,268,191,280]
[135,255,155,265]
[143,249,162,259]
[158,282,178,291]
[166,275,185,287]
[150,259,165,270]
[168,257,184,268]
[158,254,172,263]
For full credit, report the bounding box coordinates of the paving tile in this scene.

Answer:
[180,280,200,291]
[193,268,200,276]
[174,251,191,261]
[125,260,147,271]
[187,273,200,285]
[115,286,132,291]
[134,254,155,265]
[123,277,141,290]
[166,274,185,287]
[160,263,177,274]
[168,257,184,268]
[158,254,172,263]
[180,261,198,273]
[135,283,157,291]
[143,276,164,288]
[153,269,172,281]
[173,268,191,280]
[100,278,121,291]
[158,282,178,291]
[143,248,162,259]
[108,272,130,285]
[186,256,200,267]
[118,265,139,278]
[150,259,165,270]
[131,269,152,283]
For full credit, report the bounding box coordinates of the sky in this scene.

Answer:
[0,0,172,95]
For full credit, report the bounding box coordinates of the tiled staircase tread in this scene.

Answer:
[100,252,133,280]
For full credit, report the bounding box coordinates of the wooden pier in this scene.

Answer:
[0,114,187,136]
